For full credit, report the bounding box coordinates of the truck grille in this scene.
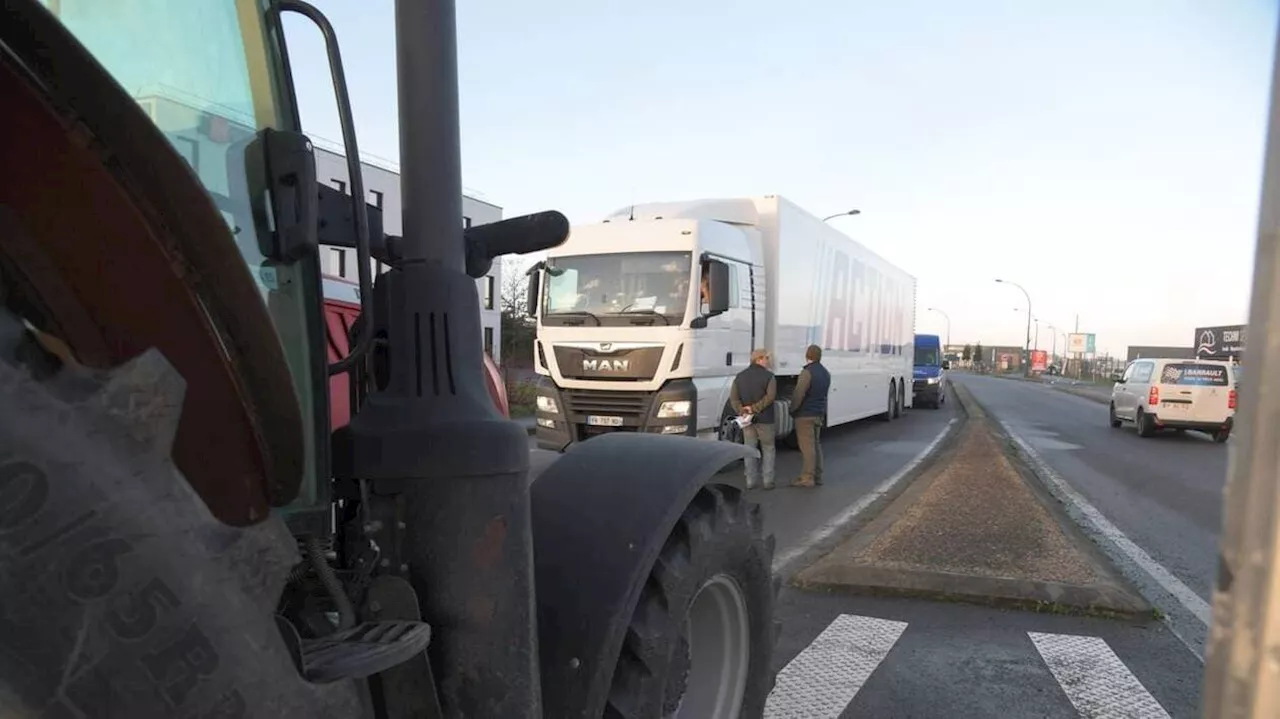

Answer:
[563,389,651,417]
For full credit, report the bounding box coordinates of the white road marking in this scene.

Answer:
[1030,632,1171,719]
[764,614,907,718]
[1001,421,1212,628]
[771,418,959,575]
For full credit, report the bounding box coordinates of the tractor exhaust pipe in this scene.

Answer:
[343,1,541,715]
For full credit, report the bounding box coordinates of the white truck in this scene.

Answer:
[528,195,917,451]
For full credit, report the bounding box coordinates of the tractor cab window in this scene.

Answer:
[42,0,326,504]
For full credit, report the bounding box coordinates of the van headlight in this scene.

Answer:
[657,400,692,418]
[927,376,940,385]
[536,395,559,414]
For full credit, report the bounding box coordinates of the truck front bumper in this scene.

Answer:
[534,379,697,452]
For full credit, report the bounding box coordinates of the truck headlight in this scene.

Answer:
[657,400,692,418]
[927,376,940,385]
[536,395,559,414]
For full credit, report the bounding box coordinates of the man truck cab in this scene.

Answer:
[912,333,949,409]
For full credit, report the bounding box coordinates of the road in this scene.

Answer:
[763,375,1217,718]
[527,401,957,567]
[959,373,1226,656]
[528,378,1224,716]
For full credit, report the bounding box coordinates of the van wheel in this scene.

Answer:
[1108,403,1122,428]
[1135,408,1156,437]
[1213,428,1231,443]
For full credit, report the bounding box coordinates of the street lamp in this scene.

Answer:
[996,278,1032,376]
[926,307,951,348]
[1046,323,1058,367]
[822,209,862,222]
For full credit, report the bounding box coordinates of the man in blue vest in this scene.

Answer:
[789,344,830,488]
[730,349,778,490]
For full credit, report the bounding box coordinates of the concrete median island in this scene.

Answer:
[792,383,1149,616]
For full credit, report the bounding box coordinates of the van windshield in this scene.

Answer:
[1160,363,1230,386]
[914,346,940,366]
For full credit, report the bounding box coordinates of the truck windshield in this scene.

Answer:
[42,0,325,500]
[914,346,940,366]
[542,251,694,326]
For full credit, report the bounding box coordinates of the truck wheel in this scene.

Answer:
[879,382,895,422]
[894,382,905,418]
[605,485,777,718]
[0,342,361,717]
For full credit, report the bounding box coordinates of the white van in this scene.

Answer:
[1109,358,1237,442]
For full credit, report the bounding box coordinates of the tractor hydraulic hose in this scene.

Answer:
[306,535,356,632]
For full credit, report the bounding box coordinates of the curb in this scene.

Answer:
[770,389,967,582]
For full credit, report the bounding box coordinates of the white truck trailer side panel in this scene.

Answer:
[754,196,917,425]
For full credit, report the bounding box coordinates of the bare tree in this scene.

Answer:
[499,256,537,371]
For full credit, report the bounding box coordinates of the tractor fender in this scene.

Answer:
[531,434,752,717]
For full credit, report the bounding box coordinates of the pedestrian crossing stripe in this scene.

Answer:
[763,614,1171,719]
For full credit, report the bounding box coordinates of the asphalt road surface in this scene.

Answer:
[958,373,1227,657]
[761,376,1215,718]
[528,403,957,565]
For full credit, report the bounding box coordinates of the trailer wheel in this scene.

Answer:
[895,381,906,417]
[879,381,896,422]
[605,485,777,719]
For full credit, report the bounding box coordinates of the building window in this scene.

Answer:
[483,327,494,356]
[331,179,347,194]
[327,248,348,277]
[463,215,473,229]
[483,276,495,310]
[369,189,384,209]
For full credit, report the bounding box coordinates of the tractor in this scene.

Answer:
[0,1,777,717]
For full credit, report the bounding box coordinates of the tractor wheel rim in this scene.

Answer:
[670,574,751,719]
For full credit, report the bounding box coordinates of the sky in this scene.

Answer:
[283,0,1279,357]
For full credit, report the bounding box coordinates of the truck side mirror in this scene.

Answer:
[705,260,731,315]
[942,360,951,370]
[525,270,541,317]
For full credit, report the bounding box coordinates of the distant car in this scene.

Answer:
[1109,358,1237,442]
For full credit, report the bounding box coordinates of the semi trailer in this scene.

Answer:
[530,195,917,452]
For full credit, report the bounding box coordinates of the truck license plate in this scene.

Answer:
[587,415,624,427]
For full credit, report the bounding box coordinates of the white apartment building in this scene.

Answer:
[313,147,504,363]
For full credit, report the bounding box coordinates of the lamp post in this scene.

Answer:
[1046,323,1058,367]
[926,307,951,348]
[822,209,862,222]
[996,278,1032,376]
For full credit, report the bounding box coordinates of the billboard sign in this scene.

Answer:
[1030,350,1048,372]
[1194,325,1246,360]
[1067,333,1096,354]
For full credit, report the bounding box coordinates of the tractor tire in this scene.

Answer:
[604,484,778,719]
[0,347,360,718]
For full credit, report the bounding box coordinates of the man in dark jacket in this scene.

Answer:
[789,344,830,487]
[730,349,777,490]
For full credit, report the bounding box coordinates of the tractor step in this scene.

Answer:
[301,620,433,682]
